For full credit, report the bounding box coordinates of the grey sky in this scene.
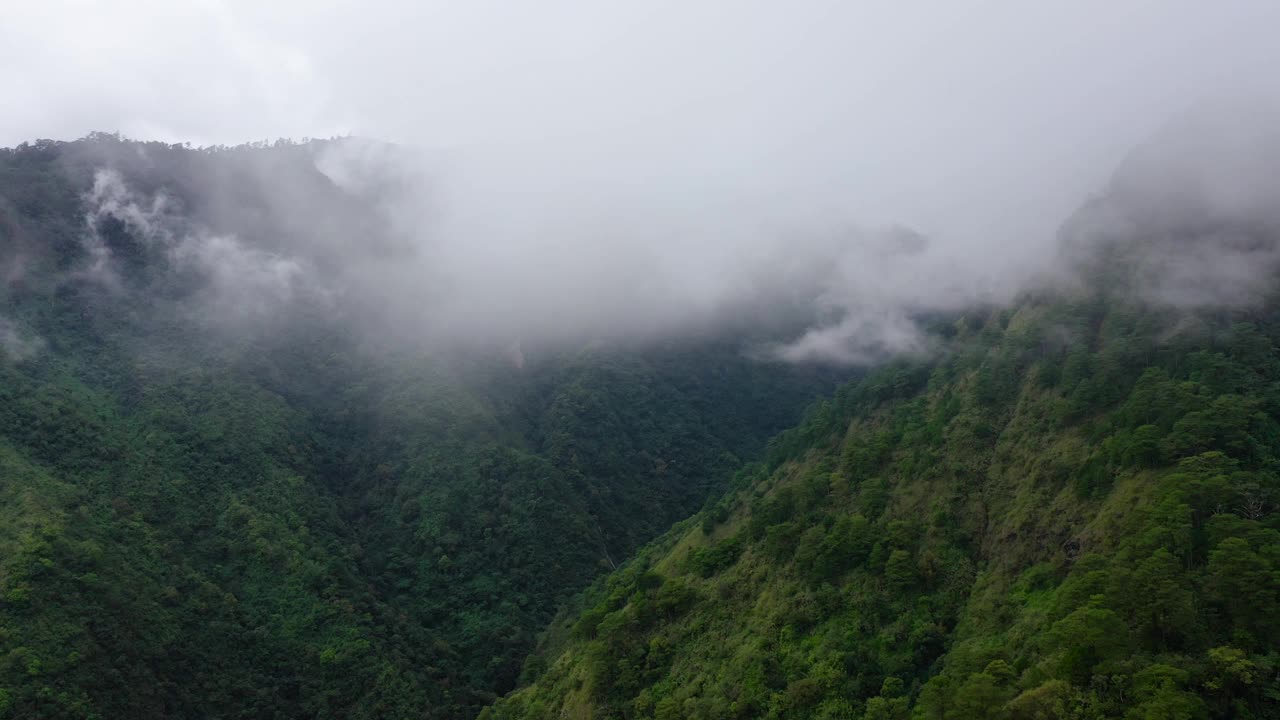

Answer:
[7,3,1276,210]
[7,1,1280,360]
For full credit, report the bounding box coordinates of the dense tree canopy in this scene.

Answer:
[487,295,1280,720]
[5,125,1280,720]
[0,136,837,719]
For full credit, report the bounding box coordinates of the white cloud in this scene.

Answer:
[0,316,43,362]
[7,2,1280,360]
[82,168,304,322]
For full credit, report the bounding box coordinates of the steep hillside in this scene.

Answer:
[488,296,1280,720]
[486,116,1280,720]
[0,136,839,719]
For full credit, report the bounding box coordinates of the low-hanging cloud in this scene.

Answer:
[0,315,43,362]
[1057,102,1280,312]
[307,141,1033,359]
[83,168,306,325]
[311,98,1280,363]
[70,97,1280,367]
[7,2,1280,363]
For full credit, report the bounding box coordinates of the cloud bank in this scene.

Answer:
[7,2,1280,362]
[1058,102,1280,312]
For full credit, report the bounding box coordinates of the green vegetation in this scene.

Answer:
[5,130,1280,720]
[488,297,1280,719]
[0,136,836,719]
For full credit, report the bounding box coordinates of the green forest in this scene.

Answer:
[0,136,838,719]
[484,125,1280,719]
[489,298,1280,720]
[3,127,1280,720]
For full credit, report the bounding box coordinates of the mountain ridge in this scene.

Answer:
[483,114,1280,719]
[0,135,840,719]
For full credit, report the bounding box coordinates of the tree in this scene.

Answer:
[1004,680,1071,720]
[884,550,916,591]
[1047,602,1130,683]
[1125,665,1207,720]
[1128,548,1196,650]
[1207,538,1278,644]
[947,671,1011,720]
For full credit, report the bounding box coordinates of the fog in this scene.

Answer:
[1057,102,1280,310]
[6,2,1280,361]
[0,315,43,361]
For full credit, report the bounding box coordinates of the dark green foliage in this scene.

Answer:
[0,136,838,719]
[489,295,1280,720]
[688,536,743,577]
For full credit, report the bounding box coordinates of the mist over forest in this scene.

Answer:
[3,3,1280,720]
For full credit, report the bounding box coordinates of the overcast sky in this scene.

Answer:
[6,1,1280,359]
[6,2,1278,240]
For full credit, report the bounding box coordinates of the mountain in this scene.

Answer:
[5,109,1280,720]
[0,135,841,719]
[484,112,1280,720]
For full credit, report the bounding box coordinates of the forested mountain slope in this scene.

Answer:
[486,117,1280,720]
[489,299,1280,720]
[0,136,839,719]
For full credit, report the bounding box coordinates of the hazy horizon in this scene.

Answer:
[6,1,1280,362]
